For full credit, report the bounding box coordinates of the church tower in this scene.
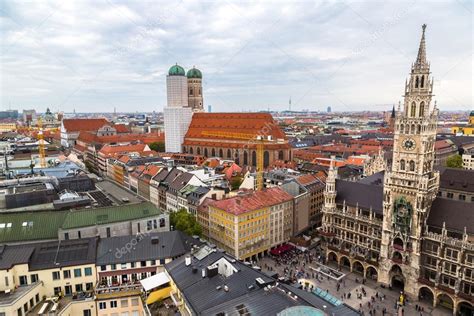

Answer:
[187,67,204,111]
[378,25,440,297]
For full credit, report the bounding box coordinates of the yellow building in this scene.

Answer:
[0,122,16,133]
[208,187,293,260]
[0,238,97,316]
[451,111,474,136]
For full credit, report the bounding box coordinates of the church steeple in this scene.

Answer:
[415,24,427,68]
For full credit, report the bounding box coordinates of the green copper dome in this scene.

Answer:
[470,110,474,117]
[186,67,202,79]
[168,64,185,76]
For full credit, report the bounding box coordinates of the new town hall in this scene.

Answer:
[321,25,473,315]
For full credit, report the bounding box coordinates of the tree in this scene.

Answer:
[149,142,165,152]
[170,208,202,237]
[446,154,463,169]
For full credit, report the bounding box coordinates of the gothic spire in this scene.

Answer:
[415,24,427,67]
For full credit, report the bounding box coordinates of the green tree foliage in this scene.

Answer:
[446,154,463,169]
[170,208,202,237]
[149,142,165,152]
[230,176,243,190]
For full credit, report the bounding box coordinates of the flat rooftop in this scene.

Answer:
[0,283,40,306]
[95,180,142,204]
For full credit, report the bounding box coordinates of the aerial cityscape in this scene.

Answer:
[0,1,473,316]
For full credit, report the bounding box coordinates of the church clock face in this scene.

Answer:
[402,138,416,151]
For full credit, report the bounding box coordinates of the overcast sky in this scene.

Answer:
[1,0,472,113]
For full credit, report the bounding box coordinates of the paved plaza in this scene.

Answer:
[257,248,454,316]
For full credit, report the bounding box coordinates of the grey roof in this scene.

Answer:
[169,173,194,192]
[0,245,35,269]
[335,179,384,214]
[437,167,474,193]
[96,231,199,265]
[165,250,358,316]
[428,198,474,234]
[28,237,97,271]
[359,171,385,186]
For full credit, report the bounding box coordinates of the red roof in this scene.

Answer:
[209,187,293,215]
[77,131,164,145]
[183,113,289,148]
[63,118,109,132]
[99,144,151,157]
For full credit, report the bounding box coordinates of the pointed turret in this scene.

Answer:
[414,24,427,68]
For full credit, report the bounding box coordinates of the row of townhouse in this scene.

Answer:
[0,230,199,316]
[106,155,227,216]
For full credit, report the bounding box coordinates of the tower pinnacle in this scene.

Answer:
[415,24,427,67]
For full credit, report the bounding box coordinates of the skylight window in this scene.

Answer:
[6,223,12,228]
[0,223,5,228]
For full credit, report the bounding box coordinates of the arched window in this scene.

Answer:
[420,75,424,88]
[190,147,193,154]
[410,161,415,172]
[400,124,404,134]
[219,149,223,157]
[252,151,257,166]
[182,146,186,153]
[415,76,419,88]
[211,148,216,157]
[244,151,248,165]
[204,148,208,157]
[199,88,201,96]
[410,102,416,117]
[417,125,421,134]
[419,102,424,117]
[190,88,193,95]
[400,160,405,170]
[263,151,270,168]
[405,125,409,134]
[278,150,284,160]
[411,124,415,134]
[227,149,232,158]
[197,147,201,155]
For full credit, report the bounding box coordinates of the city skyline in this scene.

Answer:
[1,1,472,113]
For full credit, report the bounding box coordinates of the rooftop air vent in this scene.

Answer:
[151,236,159,244]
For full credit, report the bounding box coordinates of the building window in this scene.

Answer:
[106,227,111,237]
[121,299,129,307]
[84,267,92,276]
[111,264,117,270]
[63,270,71,279]
[74,269,82,278]
[30,274,38,283]
[100,265,106,271]
[78,231,81,239]
[131,298,139,306]
[459,194,466,201]
[447,192,454,199]
[446,248,458,261]
[110,300,118,308]
[99,302,107,310]
[86,282,93,291]
[409,160,415,171]
[64,233,69,240]
[52,271,60,281]
[19,275,28,285]
[83,310,92,316]
[400,160,405,170]
[54,287,61,295]
[35,294,39,303]
[75,284,83,292]
[65,285,72,296]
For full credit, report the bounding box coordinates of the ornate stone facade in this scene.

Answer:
[321,25,474,315]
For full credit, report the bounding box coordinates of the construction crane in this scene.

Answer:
[201,131,279,190]
[37,117,46,168]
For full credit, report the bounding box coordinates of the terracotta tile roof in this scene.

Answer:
[63,118,109,132]
[183,113,289,149]
[99,144,150,157]
[114,124,130,133]
[209,187,293,215]
[296,174,320,186]
[77,131,164,145]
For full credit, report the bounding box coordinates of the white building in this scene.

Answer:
[164,64,193,153]
[462,148,474,170]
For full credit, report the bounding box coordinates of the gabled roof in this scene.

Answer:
[210,187,293,215]
[428,198,474,234]
[335,179,384,213]
[96,231,199,265]
[184,113,287,141]
[28,237,97,271]
[63,118,109,132]
[438,167,474,193]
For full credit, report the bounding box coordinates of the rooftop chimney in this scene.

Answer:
[185,255,191,266]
